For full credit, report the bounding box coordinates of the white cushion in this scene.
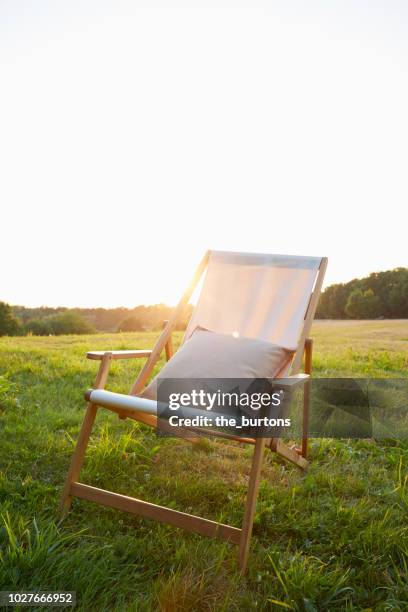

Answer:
[141,329,292,400]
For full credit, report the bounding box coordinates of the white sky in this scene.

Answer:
[1,1,407,308]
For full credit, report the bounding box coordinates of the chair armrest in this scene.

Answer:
[272,373,310,389]
[87,350,152,361]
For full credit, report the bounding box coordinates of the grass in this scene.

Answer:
[0,320,407,610]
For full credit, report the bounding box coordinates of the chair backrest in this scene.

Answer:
[185,251,325,352]
[131,250,327,394]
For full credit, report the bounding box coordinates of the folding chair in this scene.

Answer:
[60,250,327,572]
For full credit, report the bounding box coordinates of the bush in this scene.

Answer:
[0,301,22,336]
[25,311,94,336]
[345,288,382,319]
[117,315,144,332]
[25,318,51,336]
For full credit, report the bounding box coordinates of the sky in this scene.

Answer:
[1,0,407,308]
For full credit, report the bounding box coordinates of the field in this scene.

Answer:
[0,320,407,611]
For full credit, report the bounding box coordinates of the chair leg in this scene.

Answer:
[238,438,266,573]
[60,353,111,518]
[60,403,98,518]
[301,338,313,459]
[162,320,174,361]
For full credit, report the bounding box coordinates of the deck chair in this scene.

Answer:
[61,250,327,572]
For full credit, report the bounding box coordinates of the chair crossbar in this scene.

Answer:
[70,482,241,544]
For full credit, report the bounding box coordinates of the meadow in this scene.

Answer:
[0,320,407,611]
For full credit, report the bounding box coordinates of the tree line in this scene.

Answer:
[0,303,193,336]
[316,267,408,319]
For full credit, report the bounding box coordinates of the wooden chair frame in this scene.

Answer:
[60,252,327,572]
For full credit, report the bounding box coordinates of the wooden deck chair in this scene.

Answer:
[61,250,327,572]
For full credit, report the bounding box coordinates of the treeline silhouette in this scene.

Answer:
[316,268,408,319]
[8,303,193,335]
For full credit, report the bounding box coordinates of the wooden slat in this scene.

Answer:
[238,438,266,572]
[162,320,174,361]
[270,439,309,470]
[87,350,152,361]
[60,353,112,517]
[70,482,241,544]
[302,338,313,458]
[291,257,328,374]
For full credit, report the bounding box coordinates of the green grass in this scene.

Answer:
[0,320,407,610]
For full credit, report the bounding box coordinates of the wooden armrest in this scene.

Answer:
[87,350,152,361]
